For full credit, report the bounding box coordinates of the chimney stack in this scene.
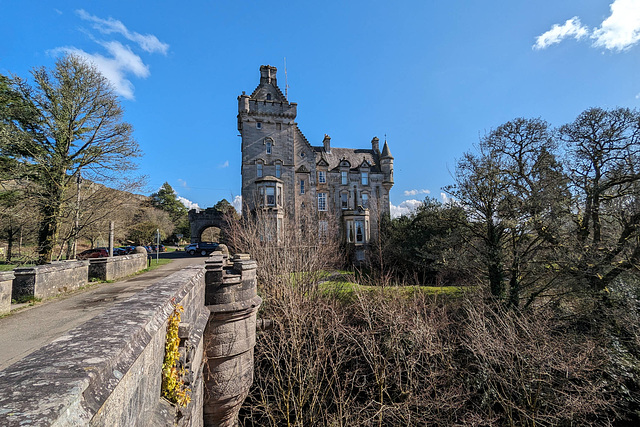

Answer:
[371,136,380,153]
[323,134,331,153]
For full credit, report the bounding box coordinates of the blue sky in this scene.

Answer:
[2,1,639,216]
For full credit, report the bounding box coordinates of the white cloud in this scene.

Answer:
[534,1,640,51]
[403,189,431,196]
[390,199,423,219]
[592,0,640,50]
[232,195,242,213]
[76,9,169,55]
[54,42,148,100]
[177,179,188,188]
[219,160,229,168]
[178,196,200,211]
[51,11,168,100]
[533,16,589,50]
[440,192,455,205]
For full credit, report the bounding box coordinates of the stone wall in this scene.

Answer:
[88,253,148,281]
[0,264,208,426]
[0,252,262,427]
[0,271,14,315]
[12,260,89,300]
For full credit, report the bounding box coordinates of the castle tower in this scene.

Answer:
[238,66,300,237]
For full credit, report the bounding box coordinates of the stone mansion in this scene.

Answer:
[238,65,394,260]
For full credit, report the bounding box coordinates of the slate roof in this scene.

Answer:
[313,146,381,172]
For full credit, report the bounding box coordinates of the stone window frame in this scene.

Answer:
[256,160,264,178]
[341,171,348,185]
[361,171,369,186]
[317,192,327,211]
[318,170,326,184]
[361,192,369,209]
[300,179,305,195]
[256,181,283,208]
[275,161,282,178]
[264,137,275,155]
[340,191,349,210]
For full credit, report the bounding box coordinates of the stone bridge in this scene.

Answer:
[0,251,261,427]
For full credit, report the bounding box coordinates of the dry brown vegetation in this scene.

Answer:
[239,284,640,426]
[229,210,640,426]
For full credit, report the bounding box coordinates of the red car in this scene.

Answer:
[77,248,109,259]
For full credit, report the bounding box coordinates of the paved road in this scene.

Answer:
[0,252,205,371]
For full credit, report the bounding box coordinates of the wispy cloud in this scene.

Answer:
[533,17,589,50]
[178,196,200,211]
[219,160,230,168]
[177,179,189,188]
[76,9,169,55]
[54,41,149,100]
[390,199,422,219]
[50,10,168,100]
[534,1,640,51]
[403,189,431,196]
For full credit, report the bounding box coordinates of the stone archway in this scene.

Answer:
[188,208,228,244]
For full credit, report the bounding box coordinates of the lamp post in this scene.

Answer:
[156,228,160,264]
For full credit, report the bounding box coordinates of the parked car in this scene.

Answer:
[150,244,166,252]
[113,247,127,256]
[77,248,109,259]
[195,242,219,256]
[185,244,198,255]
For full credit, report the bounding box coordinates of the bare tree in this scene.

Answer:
[4,54,141,263]
[560,107,640,291]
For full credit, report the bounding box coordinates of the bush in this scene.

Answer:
[240,285,637,426]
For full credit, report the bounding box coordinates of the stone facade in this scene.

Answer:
[238,65,394,260]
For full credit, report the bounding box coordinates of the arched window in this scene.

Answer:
[266,141,272,154]
[266,93,272,100]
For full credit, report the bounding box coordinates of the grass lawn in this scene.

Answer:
[319,280,466,300]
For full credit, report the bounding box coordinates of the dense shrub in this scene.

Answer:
[240,285,639,426]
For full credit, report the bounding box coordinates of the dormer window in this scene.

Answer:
[318,171,326,184]
[266,94,272,100]
[361,172,368,186]
[266,141,272,154]
[341,171,348,185]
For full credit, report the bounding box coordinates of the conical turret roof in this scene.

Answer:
[380,140,393,159]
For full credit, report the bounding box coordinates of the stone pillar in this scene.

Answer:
[0,271,14,315]
[203,253,261,427]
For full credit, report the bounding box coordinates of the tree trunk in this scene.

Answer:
[37,185,64,264]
